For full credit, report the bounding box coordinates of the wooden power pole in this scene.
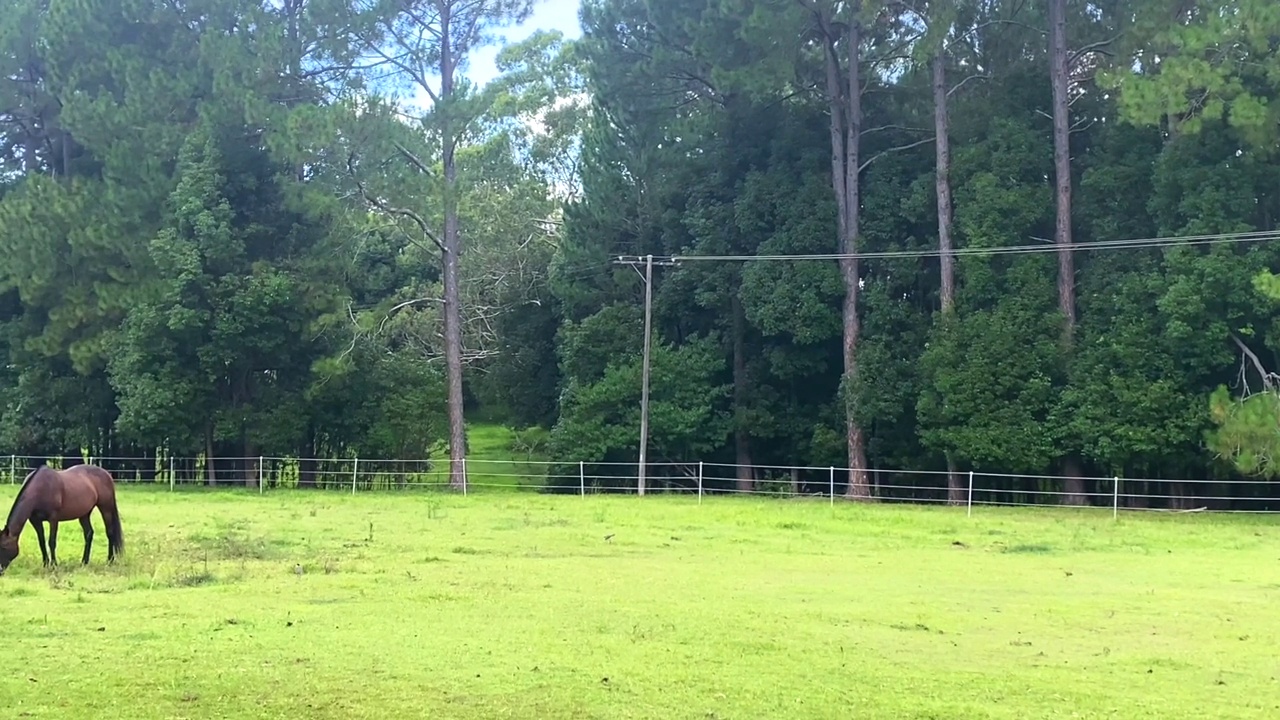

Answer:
[614,254,674,496]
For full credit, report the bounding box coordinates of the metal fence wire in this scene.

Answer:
[3,454,1275,514]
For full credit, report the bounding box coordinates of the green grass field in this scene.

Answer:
[2,487,1278,719]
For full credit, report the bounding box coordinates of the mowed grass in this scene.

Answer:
[2,488,1279,719]
[463,424,549,490]
[402,424,550,490]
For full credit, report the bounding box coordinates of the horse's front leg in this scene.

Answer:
[47,521,59,566]
[30,520,48,567]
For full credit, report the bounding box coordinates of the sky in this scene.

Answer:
[467,0,584,87]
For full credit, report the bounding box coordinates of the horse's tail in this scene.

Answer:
[106,506,124,559]
[88,465,123,560]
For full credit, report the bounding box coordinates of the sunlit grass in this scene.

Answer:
[364,423,548,490]
[463,423,549,489]
[2,487,1278,719]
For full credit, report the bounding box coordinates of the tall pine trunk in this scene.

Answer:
[1049,0,1086,505]
[440,9,468,491]
[932,49,965,506]
[298,432,317,489]
[205,423,217,487]
[934,54,956,318]
[284,0,306,182]
[243,431,258,489]
[731,293,755,493]
[820,8,870,500]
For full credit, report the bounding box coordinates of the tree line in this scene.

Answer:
[2,0,1278,506]
[0,0,579,486]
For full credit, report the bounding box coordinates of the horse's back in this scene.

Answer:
[66,464,116,493]
[54,465,116,518]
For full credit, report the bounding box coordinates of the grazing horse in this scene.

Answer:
[0,464,124,574]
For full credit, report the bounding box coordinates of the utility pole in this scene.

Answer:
[614,254,675,496]
[639,253,653,497]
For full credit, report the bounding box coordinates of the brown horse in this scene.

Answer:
[0,464,124,574]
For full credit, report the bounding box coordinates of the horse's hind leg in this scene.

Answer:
[47,521,59,566]
[30,520,49,566]
[100,505,121,564]
[79,516,94,565]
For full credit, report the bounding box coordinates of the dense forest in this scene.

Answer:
[2,0,1279,505]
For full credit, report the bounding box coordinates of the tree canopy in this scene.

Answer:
[1,0,1278,507]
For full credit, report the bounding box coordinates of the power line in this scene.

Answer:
[669,229,1280,263]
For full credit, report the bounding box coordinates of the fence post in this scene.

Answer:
[169,456,175,492]
[1113,476,1120,519]
[966,470,974,518]
[259,456,265,494]
[352,457,359,495]
[829,467,835,506]
[697,461,703,505]
[462,457,468,496]
[579,461,585,497]
[9,454,14,484]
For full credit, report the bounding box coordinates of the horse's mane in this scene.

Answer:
[4,466,42,532]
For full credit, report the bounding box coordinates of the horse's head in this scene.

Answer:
[0,527,17,574]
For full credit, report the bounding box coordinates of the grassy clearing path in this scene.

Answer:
[2,489,1278,719]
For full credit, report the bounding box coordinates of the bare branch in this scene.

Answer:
[1231,333,1279,392]
[377,296,444,335]
[954,19,1002,43]
[1069,116,1097,134]
[399,5,444,40]
[947,73,990,97]
[346,153,444,253]
[861,124,931,137]
[765,84,821,108]
[337,302,361,361]
[393,141,433,175]
[1069,33,1123,65]
[1236,352,1253,397]
[867,53,915,69]
[1067,87,1090,107]
[1002,20,1047,36]
[858,136,935,173]
[868,30,926,69]
[359,22,441,105]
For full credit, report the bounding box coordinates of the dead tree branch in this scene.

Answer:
[393,141,433,175]
[859,136,935,173]
[346,153,445,253]
[948,73,990,97]
[1231,333,1279,393]
[1069,33,1123,65]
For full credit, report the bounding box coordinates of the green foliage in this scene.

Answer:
[2,0,1280,510]
[1105,0,1280,146]
[0,175,146,370]
[1207,385,1280,478]
[917,263,1064,471]
[1056,261,1204,475]
[106,125,326,455]
[552,335,731,464]
[1205,259,1280,480]
[736,171,844,345]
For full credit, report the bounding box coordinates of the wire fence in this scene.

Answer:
[2,453,1277,514]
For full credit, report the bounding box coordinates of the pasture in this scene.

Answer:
[2,487,1278,719]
